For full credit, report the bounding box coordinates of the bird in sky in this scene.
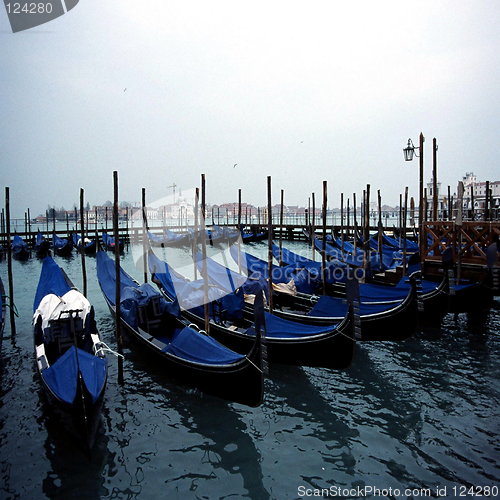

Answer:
[233,163,237,168]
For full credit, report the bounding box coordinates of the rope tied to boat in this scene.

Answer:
[94,341,124,359]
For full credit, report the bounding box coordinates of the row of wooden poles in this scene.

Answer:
[2,173,412,384]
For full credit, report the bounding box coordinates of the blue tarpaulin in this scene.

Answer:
[96,251,180,318]
[245,311,338,339]
[33,257,72,311]
[42,345,107,404]
[163,327,244,364]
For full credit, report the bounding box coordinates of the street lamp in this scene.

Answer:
[403,138,420,162]
[403,133,425,264]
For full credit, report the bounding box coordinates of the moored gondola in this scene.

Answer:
[12,235,30,260]
[148,251,355,368]
[72,233,96,254]
[101,232,124,252]
[95,250,264,407]
[33,257,107,450]
[52,234,73,256]
[226,245,418,340]
[34,231,51,258]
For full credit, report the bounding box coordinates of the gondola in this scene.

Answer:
[147,229,192,248]
[34,231,51,258]
[225,246,418,340]
[33,257,107,450]
[101,232,124,252]
[148,251,354,368]
[241,229,268,243]
[12,234,30,260]
[273,242,447,316]
[52,234,73,256]
[96,251,264,406]
[72,233,96,254]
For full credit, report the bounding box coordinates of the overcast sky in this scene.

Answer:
[1,0,499,218]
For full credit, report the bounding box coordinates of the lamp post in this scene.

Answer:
[403,132,425,262]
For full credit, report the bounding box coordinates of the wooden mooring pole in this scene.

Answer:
[113,171,124,385]
[79,188,87,297]
[5,187,16,337]
[267,176,273,313]
[201,174,210,334]
[141,188,148,284]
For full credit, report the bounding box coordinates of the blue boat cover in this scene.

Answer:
[96,251,180,318]
[42,345,107,404]
[72,233,95,250]
[314,238,389,272]
[33,256,72,311]
[163,327,244,364]
[35,232,46,248]
[307,294,402,318]
[229,245,325,293]
[148,251,228,310]
[102,232,121,248]
[382,233,419,251]
[12,235,29,253]
[163,228,192,245]
[120,282,181,327]
[245,311,338,339]
[272,243,350,285]
[52,234,70,250]
[95,251,137,306]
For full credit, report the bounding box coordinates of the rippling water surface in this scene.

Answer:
[0,242,498,499]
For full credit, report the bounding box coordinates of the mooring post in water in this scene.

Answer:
[403,187,408,275]
[418,132,425,266]
[267,176,273,313]
[364,185,371,277]
[201,174,210,334]
[377,189,383,271]
[237,189,242,274]
[346,197,350,242]
[238,188,242,231]
[45,209,49,234]
[193,188,199,280]
[322,181,327,295]
[80,188,87,297]
[410,197,415,235]
[279,189,284,265]
[27,207,31,237]
[340,193,344,258]
[485,181,490,221]
[113,171,124,385]
[397,193,403,246]
[94,207,98,246]
[432,138,438,221]
[141,187,148,284]
[311,192,316,259]
[5,187,16,337]
[353,193,358,257]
